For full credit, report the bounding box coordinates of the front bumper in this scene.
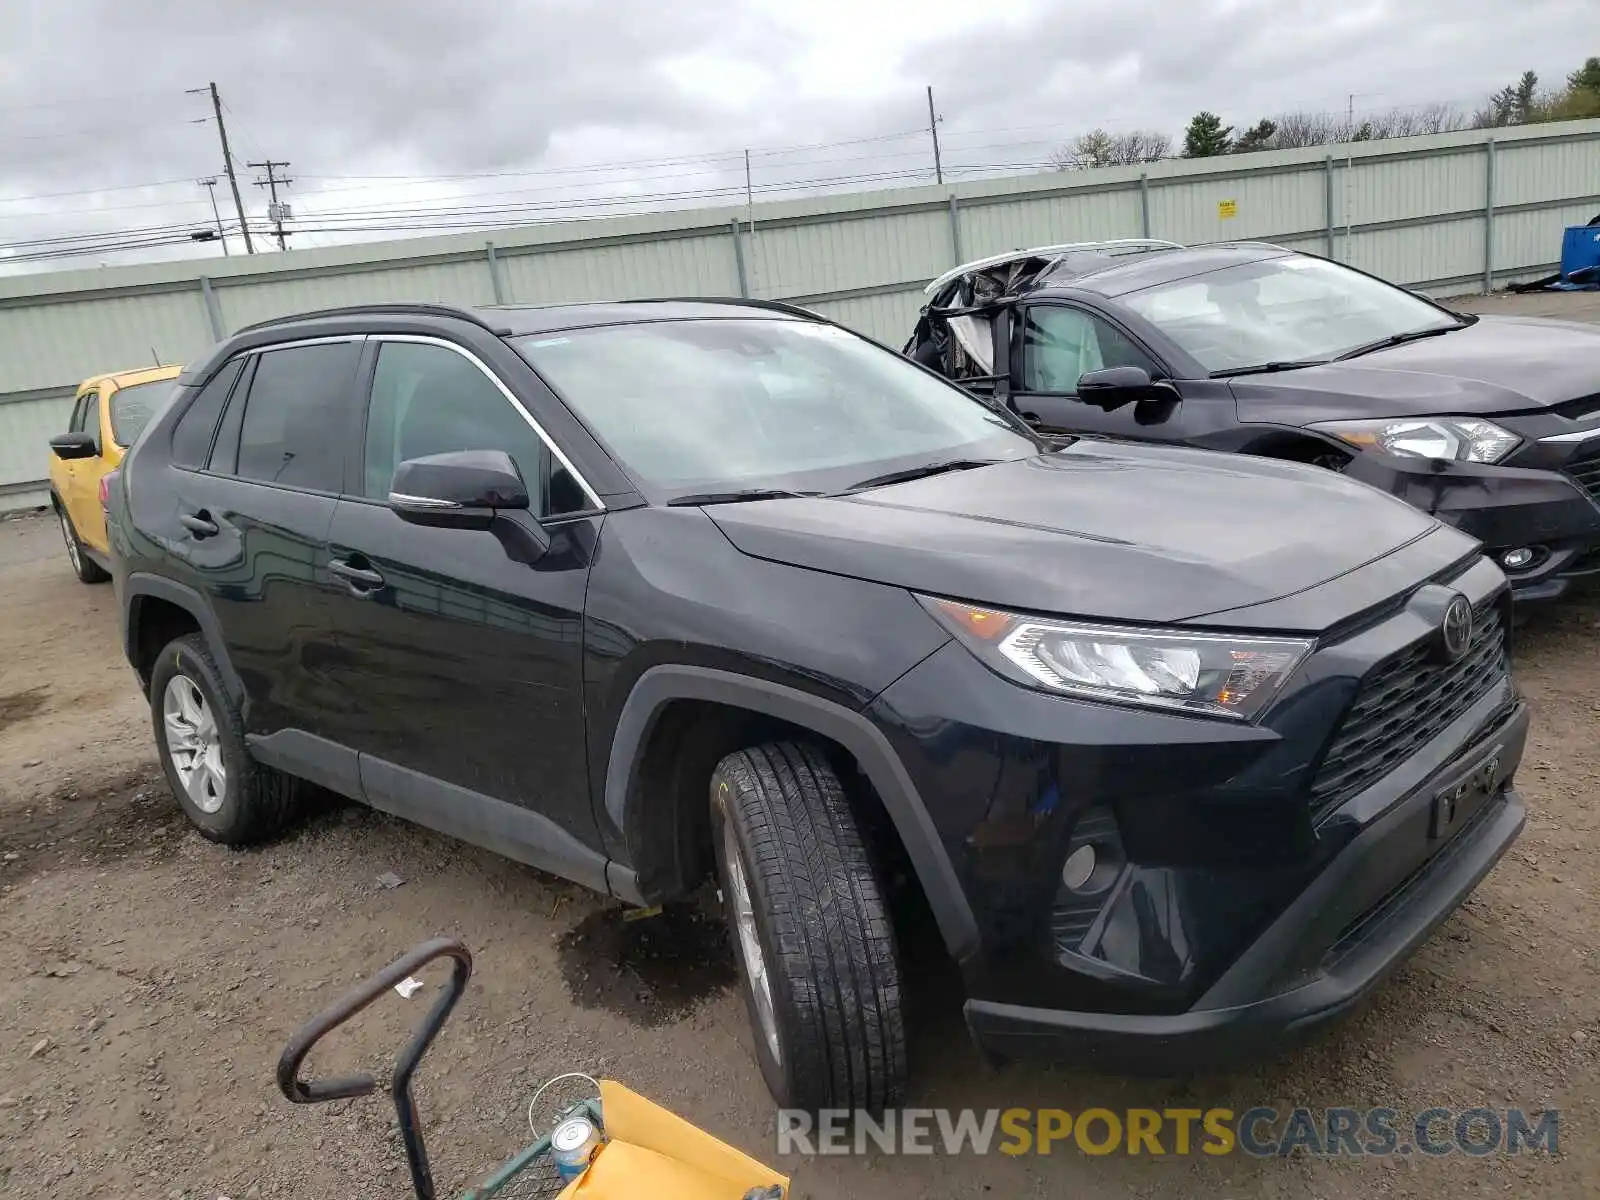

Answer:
[868,552,1523,1067]
[965,703,1527,1068]
[1342,434,1600,603]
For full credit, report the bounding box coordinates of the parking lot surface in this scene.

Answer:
[2,292,1598,1198]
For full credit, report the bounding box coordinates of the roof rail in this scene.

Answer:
[643,296,826,320]
[923,240,1186,296]
[233,302,510,336]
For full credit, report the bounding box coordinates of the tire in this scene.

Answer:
[710,741,907,1111]
[55,500,109,584]
[149,633,300,845]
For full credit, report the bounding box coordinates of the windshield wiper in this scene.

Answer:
[1210,359,1330,378]
[1332,322,1466,361]
[665,488,822,507]
[844,458,998,493]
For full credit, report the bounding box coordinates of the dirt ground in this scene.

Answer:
[2,292,1599,1198]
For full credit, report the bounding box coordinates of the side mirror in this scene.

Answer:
[50,431,99,460]
[1076,366,1173,410]
[388,450,530,531]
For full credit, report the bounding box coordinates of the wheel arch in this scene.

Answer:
[1234,426,1353,467]
[603,665,979,964]
[123,573,243,701]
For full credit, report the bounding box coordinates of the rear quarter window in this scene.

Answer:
[108,379,177,447]
[170,358,246,468]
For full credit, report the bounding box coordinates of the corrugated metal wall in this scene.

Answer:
[4,118,1599,510]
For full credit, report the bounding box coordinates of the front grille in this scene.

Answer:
[1564,452,1600,503]
[1307,605,1509,823]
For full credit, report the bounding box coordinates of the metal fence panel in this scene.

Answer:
[215,257,496,330]
[498,232,739,303]
[2,119,1599,511]
[0,288,212,395]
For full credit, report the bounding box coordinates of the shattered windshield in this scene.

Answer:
[1119,256,1461,374]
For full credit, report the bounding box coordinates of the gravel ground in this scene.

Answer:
[1,292,1598,1198]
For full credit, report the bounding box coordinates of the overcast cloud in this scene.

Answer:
[0,0,1589,271]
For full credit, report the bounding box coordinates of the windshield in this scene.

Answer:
[1118,256,1461,374]
[108,378,177,446]
[516,318,1037,497]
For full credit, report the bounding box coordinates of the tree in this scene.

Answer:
[1514,70,1540,123]
[1569,57,1600,95]
[1232,119,1278,153]
[1183,112,1233,157]
[1050,129,1171,169]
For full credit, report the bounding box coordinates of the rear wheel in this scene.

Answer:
[710,741,907,1111]
[149,634,301,845]
[56,502,108,583]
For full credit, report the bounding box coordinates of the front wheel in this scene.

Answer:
[710,742,907,1111]
[56,502,109,583]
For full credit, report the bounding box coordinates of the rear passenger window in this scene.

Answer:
[234,343,358,492]
[171,358,245,469]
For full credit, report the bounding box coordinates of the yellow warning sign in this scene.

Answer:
[1217,200,1238,219]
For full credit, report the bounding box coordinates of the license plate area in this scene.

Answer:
[1430,743,1505,841]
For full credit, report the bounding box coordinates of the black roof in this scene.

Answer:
[1034,242,1293,298]
[181,297,824,388]
[232,297,816,340]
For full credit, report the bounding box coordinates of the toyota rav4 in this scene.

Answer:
[107,300,1527,1110]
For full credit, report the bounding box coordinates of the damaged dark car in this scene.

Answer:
[908,240,1600,602]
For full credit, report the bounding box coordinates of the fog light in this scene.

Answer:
[1062,844,1097,890]
[1501,547,1535,570]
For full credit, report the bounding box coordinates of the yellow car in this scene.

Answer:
[48,364,182,582]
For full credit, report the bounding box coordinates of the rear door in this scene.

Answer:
[164,338,360,742]
[321,335,605,866]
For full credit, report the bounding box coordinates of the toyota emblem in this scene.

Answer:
[1440,594,1473,661]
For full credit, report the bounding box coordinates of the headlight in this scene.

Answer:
[1308,417,1519,464]
[920,597,1313,721]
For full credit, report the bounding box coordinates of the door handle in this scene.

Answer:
[330,558,386,593]
[180,511,219,538]
[1019,411,1043,428]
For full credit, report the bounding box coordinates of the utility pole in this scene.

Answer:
[249,160,294,250]
[1344,93,1355,260]
[187,83,254,254]
[197,178,229,255]
[743,149,755,233]
[927,85,944,185]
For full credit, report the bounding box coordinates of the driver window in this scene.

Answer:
[1023,308,1157,394]
[363,341,584,516]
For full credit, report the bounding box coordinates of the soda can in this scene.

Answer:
[550,1115,602,1180]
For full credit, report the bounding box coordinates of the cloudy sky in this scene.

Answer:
[0,0,1588,272]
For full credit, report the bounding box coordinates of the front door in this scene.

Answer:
[58,390,98,541]
[323,336,603,864]
[1013,304,1192,442]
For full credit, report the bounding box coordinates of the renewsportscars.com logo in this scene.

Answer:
[776,1107,1560,1158]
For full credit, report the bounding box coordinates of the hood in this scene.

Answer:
[1231,314,1600,421]
[707,442,1440,627]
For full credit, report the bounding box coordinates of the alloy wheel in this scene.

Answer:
[58,509,81,574]
[723,821,782,1067]
[163,674,226,814]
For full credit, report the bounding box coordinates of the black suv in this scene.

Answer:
[909,240,1600,602]
[109,300,1526,1110]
